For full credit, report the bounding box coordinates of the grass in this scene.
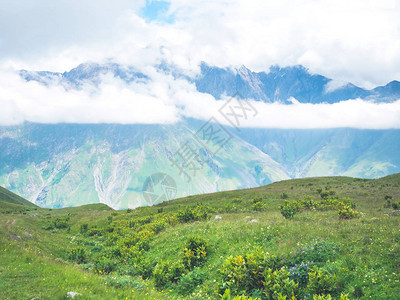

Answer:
[0,186,38,208]
[1,174,400,299]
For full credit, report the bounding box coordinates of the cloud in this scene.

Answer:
[1,0,400,87]
[0,70,179,125]
[0,67,400,129]
[1,0,400,129]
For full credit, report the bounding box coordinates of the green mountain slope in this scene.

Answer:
[1,174,400,299]
[0,185,38,208]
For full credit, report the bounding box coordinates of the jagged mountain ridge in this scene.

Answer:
[20,62,400,103]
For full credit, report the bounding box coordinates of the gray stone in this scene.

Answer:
[67,292,82,298]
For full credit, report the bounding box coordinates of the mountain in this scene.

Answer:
[0,122,289,209]
[0,185,38,207]
[236,128,400,178]
[2,62,399,209]
[1,121,399,209]
[20,62,400,104]
[195,63,400,103]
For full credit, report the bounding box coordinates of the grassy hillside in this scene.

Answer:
[1,174,400,299]
[0,186,38,208]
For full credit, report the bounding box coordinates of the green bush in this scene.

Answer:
[289,241,340,265]
[54,216,69,229]
[280,193,289,199]
[307,266,337,295]
[176,267,206,295]
[253,196,263,203]
[392,201,400,210]
[69,247,86,264]
[150,218,168,233]
[80,223,89,234]
[288,261,314,287]
[153,260,185,288]
[280,201,297,219]
[220,289,260,300]
[320,191,330,199]
[177,204,209,223]
[251,201,265,211]
[88,227,102,236]
[182,236,208,270]
[263,267,298,299]
[220,248,278,295]
[153,260,172,287]
[95,256,116,274]
[338,206,360,220]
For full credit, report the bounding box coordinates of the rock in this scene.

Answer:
[67,292,82,298]
[30,213,38,218]
[23,231,33,238]
[214,215,222,220]
[249,219,258,223]
[10,234,21,241]
[244,216,251,219]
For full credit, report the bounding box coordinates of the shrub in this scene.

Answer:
[220,255,248,294]
[80,223,89,234]
[88,227,102,236]
[263,267,299,299]
[153,260,186,287]
[289,241,340,265]
[220,248,278,295]
[280,193,289,199]
[313,294,350,300]
[280,201,297,219]
[338,206,360,220]
[54,217,69,229]
[176,267,206,295]
[220,289,260,300]
[313,295,332,300]
[385,195,393,200]
[133,257,153,279]
[392,201,400,210]
[251,201,265,211]
[177,204,209,223]
[288,261,314,287]
[182,236,208,270]
[153,260,172,287]
[95,256,117,274]
[307,266,337,295]
[320,191,330,199]
[150,218,168,233]
[316,188,323,194]
[69,247,86,264]
[253,197,263,203]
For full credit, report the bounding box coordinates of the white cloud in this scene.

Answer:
[0,67,399,129]
[1,0,400,129]
[1,0,400,87]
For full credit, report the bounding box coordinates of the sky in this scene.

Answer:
[1,0,400,128]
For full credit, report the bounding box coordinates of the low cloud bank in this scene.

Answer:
[0,68,399,129]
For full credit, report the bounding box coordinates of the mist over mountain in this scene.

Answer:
[21,62,400,104]
[0,62,399,209]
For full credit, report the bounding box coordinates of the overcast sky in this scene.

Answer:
[1,0,400,128]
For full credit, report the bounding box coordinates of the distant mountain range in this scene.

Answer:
[21,62,400,103]
[0,62,398,209]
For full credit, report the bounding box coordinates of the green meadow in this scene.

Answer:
[1,174,400,299]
